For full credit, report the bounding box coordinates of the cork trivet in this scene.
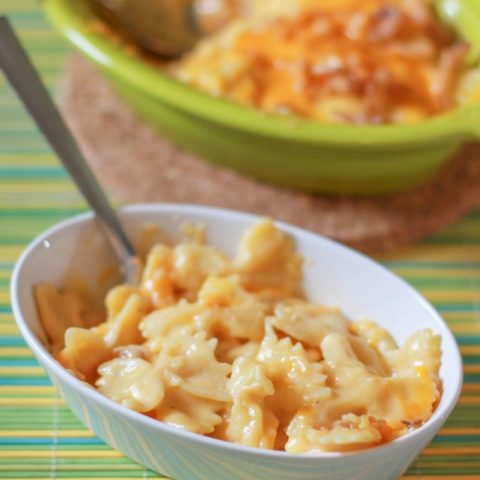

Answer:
[60,55,480,252]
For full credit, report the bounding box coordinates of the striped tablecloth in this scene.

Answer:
[1,1,479,478]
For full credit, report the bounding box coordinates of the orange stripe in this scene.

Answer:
[440,427,480,435]
[422,446,480,455]
[462,384,480,393]
[457,397,480,405]
[462,365,480,374]
[460,345,480,355]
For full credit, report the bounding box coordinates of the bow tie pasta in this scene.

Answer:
[34,218,442,453]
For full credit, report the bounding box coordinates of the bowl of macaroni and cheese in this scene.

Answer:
[45,0,480,195]
[11,204,462,480]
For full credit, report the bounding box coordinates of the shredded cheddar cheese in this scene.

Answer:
[173,0,476,124]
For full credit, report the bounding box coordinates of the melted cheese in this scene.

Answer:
[36,218,442,453]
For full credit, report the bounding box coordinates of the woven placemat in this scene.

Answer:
[60,55,480,252]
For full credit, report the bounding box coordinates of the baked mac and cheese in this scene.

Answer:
[172,0,478,124]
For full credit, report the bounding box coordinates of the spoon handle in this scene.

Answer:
[0,16,139,281]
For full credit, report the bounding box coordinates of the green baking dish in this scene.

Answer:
[45,0,480,196]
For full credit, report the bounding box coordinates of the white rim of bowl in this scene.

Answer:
[10,203,464,461]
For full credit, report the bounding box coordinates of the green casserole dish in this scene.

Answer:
[45,0,480,195]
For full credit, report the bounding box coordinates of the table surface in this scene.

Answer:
[1,1,480,478]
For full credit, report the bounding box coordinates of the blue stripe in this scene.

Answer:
[436,304,480,312]
[0,337,27,347]
[461,357,480,365]
[0,168,66,179]
[0,359,40,366]
[0,378,51,386]
[455,335,480,345]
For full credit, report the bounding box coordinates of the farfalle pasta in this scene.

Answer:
[34,219,442,453]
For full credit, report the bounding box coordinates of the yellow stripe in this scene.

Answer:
[0,154,56,166]
[420,288,480,303]
[0,183,76,193]
[0,450,123,458]
[422,290,480,302]
[0,200,84,208]
[380,245,480,261]
[443,312,480,320]
[0,398,64,406]
[0,347,34,356]
[0,367,46,376]
[0,430,95,437]
[406,462,480,468]
[393,268,480,278]
[448,324,480,334]
[0,386,55,394]
[0,292,12,303]
[0,325,24,334]
[0,245,23,258]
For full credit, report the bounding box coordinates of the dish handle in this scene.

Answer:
[437,0,480,64]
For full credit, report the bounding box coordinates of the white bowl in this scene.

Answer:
[11,204,463,480]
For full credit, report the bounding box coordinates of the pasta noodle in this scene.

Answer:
[35,218,442,453]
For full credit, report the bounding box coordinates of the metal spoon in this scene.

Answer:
[0,16,141,284]
[89,0,237,57]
